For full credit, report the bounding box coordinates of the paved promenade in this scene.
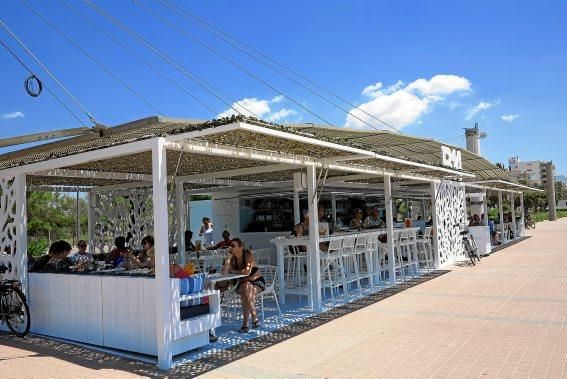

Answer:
[1,218,566,378]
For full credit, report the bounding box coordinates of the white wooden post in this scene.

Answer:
[176,180,186,265]
[482,190,488,226]
[293,172,301,225]
[430,181,440,268]
[331,192,337,227]
[87,192,95,253]
[152,138,173,370]
[498,191,505,243]
[14,174,28,295]
[520,192,525,236]
[306,165,321,312]
[384,175,396,283]
[510,192,516,239]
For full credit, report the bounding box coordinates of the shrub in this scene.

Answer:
[28,238,50,258]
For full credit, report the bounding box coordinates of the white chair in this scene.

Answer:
[341,236,360,292]
[255,248,272,266]
[257,265,282,322]
[354,234,372,285]
[367,233,382,287]
[394,229,411,281]
[320,238,347,301]
[407,228,420,276]
[284,244,308,297]
[416,227,433,274]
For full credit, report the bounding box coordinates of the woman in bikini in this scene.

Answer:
[221,238,265,332]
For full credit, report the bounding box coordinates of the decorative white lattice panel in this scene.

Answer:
[92,189,153,252]
[0,178,19,280]
[91,187,179,252]
[434,181,466,265]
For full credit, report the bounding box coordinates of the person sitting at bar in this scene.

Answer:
[30,240,72,273]
[469,214,481,227]
[221,238,265,333]
[293,213,309,237]
[184,230,195,252]
[105,236,129,267]
[349,208,366,231]
[364,208,385,229]
[199,217,214,248]
[70,240,92,264]
[318,205,330,236]
[210,230,232,250]
[125,235,155,272]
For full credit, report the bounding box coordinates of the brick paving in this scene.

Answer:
[1,218,566,378]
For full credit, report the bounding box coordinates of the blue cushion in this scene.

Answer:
[179,273,206,296]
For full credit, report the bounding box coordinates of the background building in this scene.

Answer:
[508,156,553,186]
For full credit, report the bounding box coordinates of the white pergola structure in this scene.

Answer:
[0,116,532,368]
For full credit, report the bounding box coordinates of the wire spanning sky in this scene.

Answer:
[0,0,566,175]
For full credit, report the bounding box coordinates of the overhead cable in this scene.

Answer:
[83,0,257,118]
[0,37,87,126]
[21,0,164,116]
[131,0,336,127]
[0,19,96,124]
[56,0,218,117]
[156,0,403,133]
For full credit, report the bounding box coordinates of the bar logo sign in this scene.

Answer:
[441,146,462,170]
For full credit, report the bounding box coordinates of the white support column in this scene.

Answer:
[87,192,95,253]
[430,182,440,268]
[384,175,396,283]
[498,191,505,243]
[293,172,302,225]
[306,165,322,312]
[482,190,488,226]
[176,181,186,265]
[331,193,337,227]
[14,174,27,295]
[510,192,516,239]
[520,192,525,236]
[152,138,173,370]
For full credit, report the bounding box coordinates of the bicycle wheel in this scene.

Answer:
[4,288,30,337]
[469,237,481,261]
[463,239,475,266]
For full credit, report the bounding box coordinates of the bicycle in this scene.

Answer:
[0,264,30,337]
[524,214,536,230]
[458,225,481,266]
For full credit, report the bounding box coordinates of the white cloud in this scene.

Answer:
[405,75,471,96]
[266,108,297,122]
[501,114,519,122]
[218,96,297,122]
[1,111,24,119]
[465,99,498,120]
[345,74,471,130]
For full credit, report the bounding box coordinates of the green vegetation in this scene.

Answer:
[533,210,567,222]
[27,191,88,247]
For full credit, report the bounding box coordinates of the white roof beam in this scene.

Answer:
[33,168,151,182]
[176,163,298,181]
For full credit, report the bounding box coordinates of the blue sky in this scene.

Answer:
[1,0,566,175]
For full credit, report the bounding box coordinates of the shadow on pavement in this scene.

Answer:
[0,270,449,378]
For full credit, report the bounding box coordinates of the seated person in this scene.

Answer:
[105,236,129,267]
[125,235,155,272]
[30,240,72,273]
[349,208,366,231]
[70,240,93,264]
[210,230,232,250]
[184,230,195,252]
[469,214,481,227]
[292,213,309,237]
[221,238,265,333]
[364,208,385,229]
[291,213,310,253]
